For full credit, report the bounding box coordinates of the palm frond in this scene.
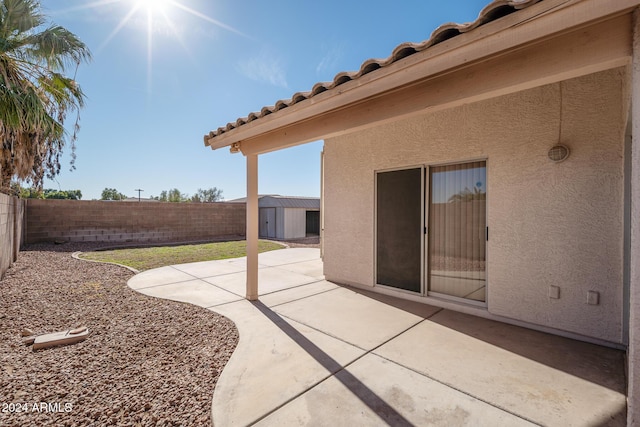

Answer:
[0,0,91,188]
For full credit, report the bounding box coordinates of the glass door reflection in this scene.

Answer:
[428,161,486,302]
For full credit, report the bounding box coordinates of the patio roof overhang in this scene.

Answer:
[204,0,638,158]
[203,2,640,423]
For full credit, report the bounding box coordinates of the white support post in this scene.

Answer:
[629,8,640,426]
[246,153,259,301]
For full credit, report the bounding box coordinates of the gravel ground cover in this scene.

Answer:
[279,236,320,249]
[0,243,238,426]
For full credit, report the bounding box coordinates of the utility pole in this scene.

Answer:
[134,189,144,202]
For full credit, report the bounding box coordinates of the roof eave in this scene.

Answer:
[204,0,640,153]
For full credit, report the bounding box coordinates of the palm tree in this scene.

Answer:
[0,0,91,192]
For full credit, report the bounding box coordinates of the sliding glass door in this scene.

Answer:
[375,161,486,304]
[428,161,486,302]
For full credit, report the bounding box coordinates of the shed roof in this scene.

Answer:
[228,195,320,209]
[204,0,541,146]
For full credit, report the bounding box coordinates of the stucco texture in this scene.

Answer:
[323,67,629,343]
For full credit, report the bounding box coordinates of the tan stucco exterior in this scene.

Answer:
[202,2,640,421]
[628,10,640,425]
[323,68,629,344]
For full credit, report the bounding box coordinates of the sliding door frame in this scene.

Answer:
[374,164,426,295]
[374,158,488,307]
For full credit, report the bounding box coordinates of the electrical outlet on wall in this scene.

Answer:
[587,291,600,305]
[548,285,560,299]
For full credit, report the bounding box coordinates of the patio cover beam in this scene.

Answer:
[246,154,259,300]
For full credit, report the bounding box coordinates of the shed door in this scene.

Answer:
[259,208,276,239]
[306,211,320,235]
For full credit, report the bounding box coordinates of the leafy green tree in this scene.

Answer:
[43,188,81,200]
[153,188,223,203]
[167,188,187,203]
[12,183,41,198]
[101,188,126,200]
[0,0,92,190]
[11,184,80,199]
[191,187,223,203]
[154,190,168,202]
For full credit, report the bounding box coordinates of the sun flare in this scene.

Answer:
[135,0,170,14]
[61,0,247,93]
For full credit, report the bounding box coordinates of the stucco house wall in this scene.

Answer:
[323,67,629,344]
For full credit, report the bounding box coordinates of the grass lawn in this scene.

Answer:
[79,240,285,271]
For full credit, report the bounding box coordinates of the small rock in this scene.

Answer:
[21,328,35,337]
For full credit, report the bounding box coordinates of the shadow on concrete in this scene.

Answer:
[251,300,414,426]
[342,284,627,395]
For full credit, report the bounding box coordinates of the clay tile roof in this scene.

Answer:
[204,0,541,145]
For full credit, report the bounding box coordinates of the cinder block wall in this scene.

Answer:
[0,193,25,278]
[25,200,246,244]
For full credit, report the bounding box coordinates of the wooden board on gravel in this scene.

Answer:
[32,327,89,350]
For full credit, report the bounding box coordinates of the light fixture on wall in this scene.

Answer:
[548,144,570,162]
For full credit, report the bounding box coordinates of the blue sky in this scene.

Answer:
[43,0,491,200]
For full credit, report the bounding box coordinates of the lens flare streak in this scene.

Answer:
[69,0,247,94]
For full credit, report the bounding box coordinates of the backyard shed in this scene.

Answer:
[203,0,640,423]
[229,195,320,240]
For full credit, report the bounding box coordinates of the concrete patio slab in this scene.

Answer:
[209,299,365,427]
[270,259,325,280]
[253,247,320,267]
[203,267,318,296]
[136,279,243,308]
[272,286,424,350]
[223,258,271,270]
[255,352,537,427]
[127,266,196,289]
[171,259,246,278]
[126,248,628,426]
[374,310,627,426]
[260,280,339,308]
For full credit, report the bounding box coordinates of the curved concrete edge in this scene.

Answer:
[72,251,140,274]
[207,296,367,427]
[119,248,336,426]
[208,302,253,427]
[116,248,326,426]
[74,248,628,426]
